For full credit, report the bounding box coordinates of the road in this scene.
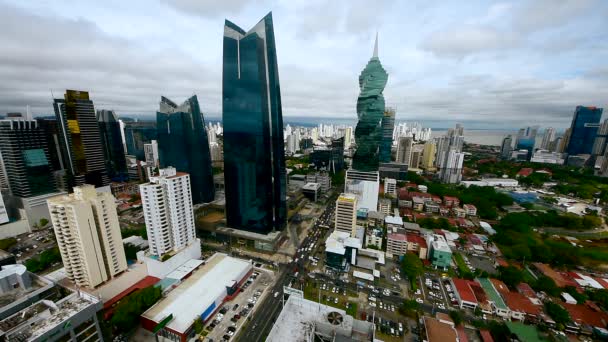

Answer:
[237,196,336,342]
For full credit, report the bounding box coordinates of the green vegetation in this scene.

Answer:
[124,243,142,260]
[111,285,162,333]
[193,317,204,334]
[497,266,525,289]
[398,299,420,318]
[331,170,345,186]
[161,253,173,262]
[449,310,463,326]
[417,217,459,232]
[544,302,571,327]
[346,302,357,317]
[400,254,424,289]
[564,286,587,304]
[496,267,561,297]
[532,276,560,297]
[587,289,608,311]
[25,247,62,273]
[121,226,147,239]
[492,212,608,267]
[425,183,513,219]
[454,253,473,279]
[0,238,17,250]
[212,166,223,175]
[39,218,49,227]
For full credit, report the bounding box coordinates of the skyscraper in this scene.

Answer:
[157,95,215,204]
[334,193,357,237]
[515,126,538,160]
[436,124,465,183]
[500,135,513,159]
[124,121,157,160]
[223,12,286,233]
[379,108,395,163]
[0,119,57,198]
[396,137,413,165]
[540,127,556,150]
[144,140,159,168]
[97,110,127,181]
[48,185,127,288]
[140,167,195,257]
[352,34,388,172]
[421,141,436,170]
[592,119,608,157]
[566,106,603,156]
[53,90,109,189]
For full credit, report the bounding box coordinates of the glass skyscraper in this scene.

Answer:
[352,35,388,172]
[53,90,109,189]
[222,12,286,234]
[124,121,157,160]
[97,110,127,182]
[157,95,215,204]
[379,108,395,163]
[567,106,603,156]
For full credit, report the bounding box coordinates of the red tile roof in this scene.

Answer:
[517,168,534,177]
[452,278,478,303]
[563,302,608,328]
[388,233,407,242]
[406,234,427,246]
[489,278,510,295]
[479,329,494,342]
[533,263,578,288]
[502,292,541,316]
[516,283,537,298]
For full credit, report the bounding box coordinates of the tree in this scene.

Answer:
[400,254,424,287]
[193,317,204,334]
[497,266,524,289]
[39,218,49,227]
[544,302,571,326]
[111,286,162,333]
[588,289,608,310]
[398,299,420,318]
[449,310,463,326]
[124,243,142,260]
[533,276,560,297]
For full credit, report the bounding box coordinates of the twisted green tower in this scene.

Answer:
[352,34,388,172]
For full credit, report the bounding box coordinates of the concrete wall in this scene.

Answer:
[0,219,30,239]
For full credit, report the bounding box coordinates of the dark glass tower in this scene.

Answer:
[0,120,57,197]
[567,106,603,155]
[379,108,395,163]
[157,95,215,204]
[222,12,286,233]
[124,121,157,160]
[352,34,388,172]
[97,110,128,182]
[53,90,109,189]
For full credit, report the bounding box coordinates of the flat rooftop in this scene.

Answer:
[267,295,373,342]
[142,253,251,334]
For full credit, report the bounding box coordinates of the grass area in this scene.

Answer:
[454,253,471,274]
[346,302,358,317]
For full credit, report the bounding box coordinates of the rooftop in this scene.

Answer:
[423,317,457,342]
[267,295,373,342]
[326,231,362,255]
[452,278,478,304]
[142,253,252,333]
[385,215,403,226]
[477,278,508,311]
[387,233,406,242]
[302,182,321,191]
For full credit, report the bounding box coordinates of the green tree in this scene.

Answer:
[398,299,420,318]
[39,218,49,227]
[124,243,142,260]
[193,317,204,334]
[111,286,162,333]
[449,310,463,326]
[400,254,424,288]
[544,302,571,326]
[587,289,608,310]
[533,276,560,297]
[497,266,524,289]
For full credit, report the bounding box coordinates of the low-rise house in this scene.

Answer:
[452,207,466,218]
[406,234,427,259]
[412,197,425,211]
[425,202,440,213]
[463,204,477,216]
[502,291,542,322]
[386,233,407,258]
[443,196,460,207]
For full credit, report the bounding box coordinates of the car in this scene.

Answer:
[223,334,231,340]
[416,298,423,304]
[232,304,239,311]
[334,297,338,304]
[274,291,280,298]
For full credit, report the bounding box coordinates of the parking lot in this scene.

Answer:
[419,273,450,310]
[6,227,56,262]
[203,268,273,341]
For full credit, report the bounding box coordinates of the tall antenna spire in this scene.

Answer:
[373,31,378,58]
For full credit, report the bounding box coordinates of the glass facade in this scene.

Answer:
[0,120,57,198]
[222,12,286,234]
[124,121,157,160]
[53,90,109,189]
[352,38,389,172]
[379,108,395,163]
[97,110,128,182]
[567,106,603,155]
[157,95,215,204]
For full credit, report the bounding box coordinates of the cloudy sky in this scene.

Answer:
[1,0,607,128]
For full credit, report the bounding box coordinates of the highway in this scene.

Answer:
[237,197,336,342]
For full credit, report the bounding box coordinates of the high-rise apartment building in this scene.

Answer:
[540,127,556,150]
[384,177,397,196]
[47,185,127,288]
[352,34,388,172]
[379,108,395,163]
[500,135,513,159]
[592,119,608,157]
[421,141,436,170]
[140,167,195,257]
[410,144,424,168]
[335,193,357,237]
[97,110,127,181]
[157,95,215,204]
[144,140,159,168]
[344,127,353,150]
[436,124,465,183]
[222,13,286,233]
[396,137,413,165]
[53,90,109,189]
[567,106,603,156]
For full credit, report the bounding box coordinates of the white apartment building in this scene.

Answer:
[140,167,195,257]
[378,198,391,215]
[384,177,397,196]
[335,193,357,237]
[144,140,159,168]
[47,185,127,288]
[345,169,379,212]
